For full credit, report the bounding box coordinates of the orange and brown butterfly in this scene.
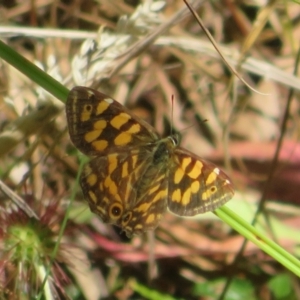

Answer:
[66,86,234,236]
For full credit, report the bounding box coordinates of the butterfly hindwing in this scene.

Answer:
[80,148,168,235]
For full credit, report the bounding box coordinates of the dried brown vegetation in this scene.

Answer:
[0,0,300,299]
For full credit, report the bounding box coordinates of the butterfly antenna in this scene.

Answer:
[171,94,174,136]
[180,118,209,134]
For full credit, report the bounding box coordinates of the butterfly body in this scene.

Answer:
[66,86,234,236]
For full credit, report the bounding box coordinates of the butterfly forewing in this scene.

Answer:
[167,148,234,216]
[66,86,160,156]
[66,86,235,236]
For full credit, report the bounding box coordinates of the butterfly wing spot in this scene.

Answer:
[108,203,123,220]
[104,98,114,104]
[187,160,203,179]
[88,190,97,204]
[104,176,120,200]
[87,173,97,186]
[92,140,108,151]
[144,213,162,228]
[182,188,192,205]
[174,159,203,184]
[110,113,131,129]
[121,212,133,226]
[128,123,141,134]
[111,114,142,145]
[206,168,219,185]
[132,155,138,169]
[134,202,152,213]
[174,168,185,184]
[114,132,132,146]
[145,213,156,224]
[102,196,110,204]
[148,184,161,196]
[108,154,118,174]
[174,157,191,184]
[130,224,143,235]
[85,120,108,142]
[95,206,106,217]
[182,157,192,169]
[152,188,168,203]
[96,99,110,115]
[191,181,200,193]
[171,182,199,206]
[85,130,102,143]
[202,186,218,201]
[171,188,181,203]
[99,182,104,191]
[80,104,93,122]
[82,164,92,176]
[121,161,129,178]
[94,120,107,129]
[224,179,231,186]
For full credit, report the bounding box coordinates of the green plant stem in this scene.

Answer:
[0,39,68,102]
[215,206,300,277]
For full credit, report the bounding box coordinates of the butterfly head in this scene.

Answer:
[168,133,180,145]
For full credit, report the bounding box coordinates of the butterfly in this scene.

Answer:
[66,86,234,236]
